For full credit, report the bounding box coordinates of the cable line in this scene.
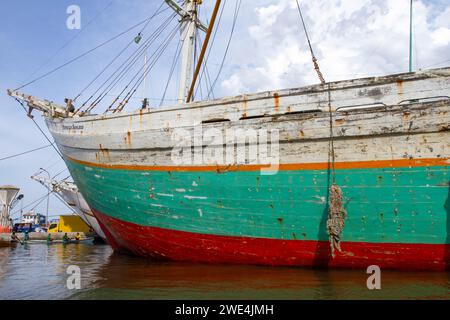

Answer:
[19,1,114,88]
[113,23,180,113]
[0,144,52,161]
[10,192,53,216]
[207,0,241,98]
[14,98,63,159]
[73,2,169,104]
[295,0,325,84]
[160,38,182,106]
[89,13,177,114]
[14,12,170,91]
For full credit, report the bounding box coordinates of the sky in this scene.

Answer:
[0,0,449,220]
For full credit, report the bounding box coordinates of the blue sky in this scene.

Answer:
[0,0,449,220]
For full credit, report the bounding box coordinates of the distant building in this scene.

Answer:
[21,211,47,225]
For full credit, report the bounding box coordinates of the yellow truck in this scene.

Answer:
[47,215,92,233]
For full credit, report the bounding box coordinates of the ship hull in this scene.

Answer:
[65,156,449,271]
[93,209,448,271]
[43,69,450,270]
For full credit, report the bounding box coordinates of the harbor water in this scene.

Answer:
[0,242,448,300]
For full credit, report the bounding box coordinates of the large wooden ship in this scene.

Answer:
[7,0,450,270]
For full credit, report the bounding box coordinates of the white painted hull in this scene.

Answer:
[46,68,450,168]
[55,186,107,241]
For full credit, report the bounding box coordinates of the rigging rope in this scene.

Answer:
[113,23,180,113]
[18,1,115,88]
[14,12,170,91]
[160,37,182,106]
[73,3,169,105]
[196,0,227,100]
[77,26,160,113]
[207,0,241,98]
[295,0,325,85]
[92,13,178,114]
[73,38,136,104]
[0,144,52,161]
[194,29,215,100]
[14,98,63,159]
[10,192,54,217]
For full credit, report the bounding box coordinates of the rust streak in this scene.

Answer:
[396,79,404,96]
[98,144,110,160]
[139,109,144,124]
[125,131,132,145]
[273,93,280,113]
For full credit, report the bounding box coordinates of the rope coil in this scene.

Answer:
[326,84,347,257]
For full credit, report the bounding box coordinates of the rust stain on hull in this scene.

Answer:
[396,79,404,96]
[125,131,132,146]
[273,93,280,113]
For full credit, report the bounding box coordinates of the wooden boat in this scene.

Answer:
[27,238,95,244]
[7,1,449,270]
[31,175,107,241]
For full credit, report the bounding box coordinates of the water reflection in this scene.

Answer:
[0,244,448,300]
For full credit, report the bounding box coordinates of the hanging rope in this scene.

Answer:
[295,0,325,85]
[325,84,347,257]
[327,184,347,257]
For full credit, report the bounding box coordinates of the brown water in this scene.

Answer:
[0,243,448,300]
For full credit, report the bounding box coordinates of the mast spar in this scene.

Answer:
[165,0,208,104]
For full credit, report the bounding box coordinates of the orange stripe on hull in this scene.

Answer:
[66,156,450,172]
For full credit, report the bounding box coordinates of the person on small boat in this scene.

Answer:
[10,232,21,243]
[74,233,81,242]
[23,230,30,242]
[62,233,69,244]
[46,233,53,244]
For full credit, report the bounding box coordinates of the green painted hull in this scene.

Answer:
[66,159,449,245]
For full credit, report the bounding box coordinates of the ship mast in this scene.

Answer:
[409,0,413,72]
[165,0,207,104]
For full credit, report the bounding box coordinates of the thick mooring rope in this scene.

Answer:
[326,85,347,257]
[327,184,347,257]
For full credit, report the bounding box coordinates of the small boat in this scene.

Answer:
[29,237,95,244]
[31,176,107,242]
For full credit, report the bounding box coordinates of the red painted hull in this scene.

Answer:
[93,210,449,271]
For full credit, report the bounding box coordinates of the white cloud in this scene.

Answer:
[217,0,450,96]
[431,27,450,46]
